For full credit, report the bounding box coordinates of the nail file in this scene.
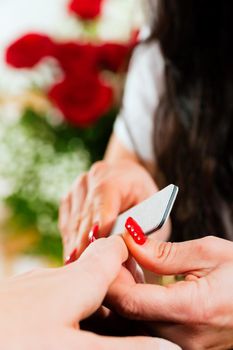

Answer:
[110,184,179,236]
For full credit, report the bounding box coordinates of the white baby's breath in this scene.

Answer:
[98,0,145,42]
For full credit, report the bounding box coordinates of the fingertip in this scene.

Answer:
[122,226,162,273]
[105,234,129,262]
[93,210,118,238]
[122,225,148,256]
[64,248,78,265]
[125,217,147,245]
[122,230,138,257]
[80,234,129,266]
[88,222,99,243]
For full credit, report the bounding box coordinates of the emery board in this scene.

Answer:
[110,184,178,236]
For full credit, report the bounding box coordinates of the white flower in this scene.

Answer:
[98,0,145,42]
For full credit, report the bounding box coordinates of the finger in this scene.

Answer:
[80,159,157,240]
[77,330,181,350]
[91,185,121,237]
[108,274,206,323]
[123,221,232,275]
[60,235,128,321]
[59,194,71,244]
[85,171,122,238]
[70,173,88,222]
[71,161,158,256]
[124,256,145,284]
[74,197,95,256]
[63,174,88,259]
[74,182,122,257]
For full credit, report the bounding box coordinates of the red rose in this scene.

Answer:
[5,33,55,68]
[69,0,103,20]
[48,75,113,127]
[54,42,98,76]
[97,43,131,72]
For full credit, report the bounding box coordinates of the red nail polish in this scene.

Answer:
[125,217,147,245]
[88,223,99,243]
[65,248,78,265]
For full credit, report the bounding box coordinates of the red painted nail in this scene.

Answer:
[125,217,147,245]
[65,248,78,265]
[88,223,99,244]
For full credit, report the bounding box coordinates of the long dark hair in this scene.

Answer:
[150,0,233,241]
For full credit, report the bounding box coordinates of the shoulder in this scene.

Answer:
[132,40,164,69]
[113,40,165,163]
[124,40,165,108]
[129,40,164,85]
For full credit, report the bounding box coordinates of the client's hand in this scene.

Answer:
[59,160,162,263]
[0,236,179,350]
[108,220,233,350]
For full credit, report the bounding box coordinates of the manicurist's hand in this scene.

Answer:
[0,236,179,350]
[108,218,233,350]
[59,159,161,263]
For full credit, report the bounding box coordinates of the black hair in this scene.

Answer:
[151,0,233,241]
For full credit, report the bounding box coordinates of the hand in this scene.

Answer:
[59,160,161,262]
[0,236,179,350]
[108,223,233,350]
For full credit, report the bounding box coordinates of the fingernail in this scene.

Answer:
[125,217,147,245]
[88,223,99,244]
[65,248,78,265]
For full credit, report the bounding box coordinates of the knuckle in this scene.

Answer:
[89,161,107,177]
[196,236,219,258]
[156,241,176,264]
[92,182,109,198]
[201,235,218,246]
[72,173,86,190]
[116,291,142,320]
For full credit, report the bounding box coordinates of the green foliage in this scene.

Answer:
[0,108,117,260]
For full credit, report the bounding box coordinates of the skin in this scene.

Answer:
[59,134,233,348]
[59,134,170,261]
[107,234,233,350]
[0,236,179,350]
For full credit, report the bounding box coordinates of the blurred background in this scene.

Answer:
[0,0,145,278]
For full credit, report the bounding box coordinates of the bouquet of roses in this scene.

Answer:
[5,0,137,127]
[1,0,139,262]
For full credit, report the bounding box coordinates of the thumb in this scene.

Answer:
[63,235,128,321]
[123,217,231,276]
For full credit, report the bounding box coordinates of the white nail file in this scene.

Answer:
[110,184,179,236]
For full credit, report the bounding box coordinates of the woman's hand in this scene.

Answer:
[108,222,233,350]
[59,159,163,263]
[0,236,179,350]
